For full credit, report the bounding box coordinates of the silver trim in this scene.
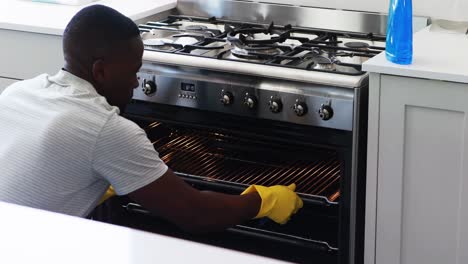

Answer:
[135,63,356,130]
[143,51,368,88]
[176,0,429,35]
[348,87,362,264]
[232,225,339,252]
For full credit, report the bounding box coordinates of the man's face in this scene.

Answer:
[96,36,144,111]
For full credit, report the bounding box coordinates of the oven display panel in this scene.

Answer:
[181,82,196,92]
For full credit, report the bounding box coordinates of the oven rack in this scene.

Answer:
[145,122,342,205]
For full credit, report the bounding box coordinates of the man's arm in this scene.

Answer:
[94,116,301,232]
[127,168,261,233]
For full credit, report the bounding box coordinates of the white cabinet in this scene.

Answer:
[366,73,468,264]
[0,28,63,81]
[0,1,175,83]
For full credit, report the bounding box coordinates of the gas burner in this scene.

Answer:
[230,45,284,61]
[229,31,290,46]
[142,38,176,51]
[185,25,209,31]
[312,56,336,71]
[344,41,370,49]
[172,33,208,40]
[226,22,291,46]
[333,51,371,65]
[140,28,205,51]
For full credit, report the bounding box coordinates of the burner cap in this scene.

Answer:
[314,55,333,64]
[312,56,336,71]
[185,25,209,31]
[143,38,176,51]
[245,46,282,55]
[231,46,282,60]
[344,41,370,49]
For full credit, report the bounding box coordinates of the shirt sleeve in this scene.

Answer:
[92,114,168,195]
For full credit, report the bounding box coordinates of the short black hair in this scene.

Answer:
[63,5,140,66]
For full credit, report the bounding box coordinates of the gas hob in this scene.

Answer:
[139,15,386,76]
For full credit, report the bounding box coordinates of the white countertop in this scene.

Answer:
[0,0,177,35]
[0,201,289,264]
[363,25,468,84]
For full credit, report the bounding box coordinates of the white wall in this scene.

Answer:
[0,78,17,94]
[257,0,468,21]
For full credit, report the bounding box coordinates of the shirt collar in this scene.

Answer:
[48,69,100,97]
[47,69,120,114]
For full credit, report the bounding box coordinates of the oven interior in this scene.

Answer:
[91,103,357,264]
[146,121,342,203]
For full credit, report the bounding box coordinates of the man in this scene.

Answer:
[0,5,302,232]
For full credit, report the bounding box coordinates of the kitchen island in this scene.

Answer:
[0,201,288,264]
[0,0,177,92]
[363,25,468,264]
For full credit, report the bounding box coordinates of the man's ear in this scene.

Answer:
[92,59,106,84]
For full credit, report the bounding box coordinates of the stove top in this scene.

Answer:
[139,15,386,76]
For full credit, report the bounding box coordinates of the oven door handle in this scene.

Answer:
[226,225,338,253]
[123,203,152,215]
[124,203,338,254]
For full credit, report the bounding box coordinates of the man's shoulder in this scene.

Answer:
[1,74,48,95]
[17,74,49,87]
[58,103,122,136]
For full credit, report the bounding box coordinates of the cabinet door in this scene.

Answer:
[376,75,468,264]
[0,29,62,80]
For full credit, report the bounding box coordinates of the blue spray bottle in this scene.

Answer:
[385,0,413,64]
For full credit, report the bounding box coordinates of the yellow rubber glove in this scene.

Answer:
[98,186,116,205]
[241,183,303,224]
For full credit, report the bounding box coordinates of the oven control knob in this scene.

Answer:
[243,94,258,109]
[220,91,234,105]
[318,104,334,120]
[143,80,157,96]
[293,100,308,116]
[268,97,283,113]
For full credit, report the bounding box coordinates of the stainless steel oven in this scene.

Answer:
[90,1,426,263]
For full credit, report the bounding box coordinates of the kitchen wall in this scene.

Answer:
[0,78,17,94]
[254,0,468,21]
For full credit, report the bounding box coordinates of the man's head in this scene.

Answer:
[63,5,143,110]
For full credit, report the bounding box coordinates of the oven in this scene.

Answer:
[91,1,388,263]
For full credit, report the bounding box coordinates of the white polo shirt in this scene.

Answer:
[0,70,168,217]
